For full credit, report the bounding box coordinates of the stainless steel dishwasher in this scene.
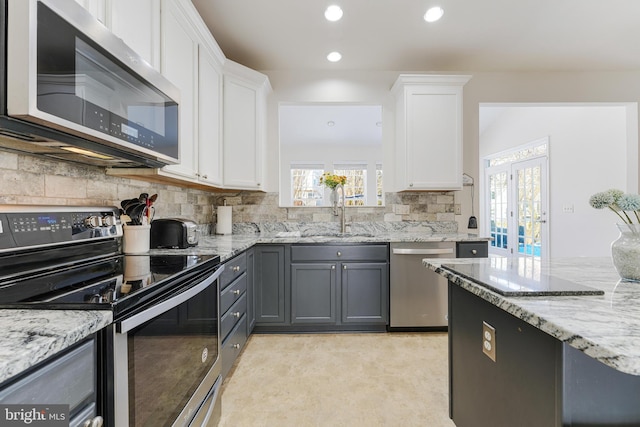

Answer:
[389,242,455,330]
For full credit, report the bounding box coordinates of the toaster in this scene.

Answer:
[150,218,198,249]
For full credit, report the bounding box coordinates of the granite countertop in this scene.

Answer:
[425,257,640,376]
[1,229,487,385]
[151,231,490,262]
[0,310,112,385]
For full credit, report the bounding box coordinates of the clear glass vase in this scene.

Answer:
[611,223,640,281]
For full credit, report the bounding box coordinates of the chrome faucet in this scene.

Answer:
[334,184,347,233]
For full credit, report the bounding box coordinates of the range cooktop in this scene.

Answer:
[441,258,604,297]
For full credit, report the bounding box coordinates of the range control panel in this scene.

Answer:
[0,206,122,252]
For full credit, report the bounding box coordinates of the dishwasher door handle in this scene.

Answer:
[392,248,455,255]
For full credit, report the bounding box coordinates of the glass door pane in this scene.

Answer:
[486,167,510,255]
[514,158,547,259]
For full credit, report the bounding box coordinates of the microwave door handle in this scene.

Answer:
[392,248,455,255]
[118,265,225,334]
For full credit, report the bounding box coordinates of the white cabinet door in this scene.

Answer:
[160,0,198,180]
[108,0,160,70]
[74,0,106,24]
[198,46,223,186]
[393,75,471,191]
[223,63,270,190]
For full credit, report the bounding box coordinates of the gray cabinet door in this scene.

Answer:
[291,263,337,324]
[341,262,389,324]
[255,245,287,324]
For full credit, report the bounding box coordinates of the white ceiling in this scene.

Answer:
[191,0,640,72]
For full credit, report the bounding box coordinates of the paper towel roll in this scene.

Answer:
[216,206,232,235]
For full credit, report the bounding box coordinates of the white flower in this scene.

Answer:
[618,194,640,211]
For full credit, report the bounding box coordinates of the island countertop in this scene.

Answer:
[425,257,640,376]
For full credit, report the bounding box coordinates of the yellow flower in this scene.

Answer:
[319,172,347,189]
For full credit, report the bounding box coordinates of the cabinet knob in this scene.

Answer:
[337,251,342,257]
[331,265,336,270]
[471,249,477,255]
[233,289,241,295]
[343,265,347,270]
[409,183,414,187]
[232,266,240,272]
[83,417,104,427]
[232,343,241,349]
[202,174,208,179]
[232,311,241,318]
[257,183,261,186]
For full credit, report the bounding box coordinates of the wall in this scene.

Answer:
[0,149,217,227]
[480,105,633,257]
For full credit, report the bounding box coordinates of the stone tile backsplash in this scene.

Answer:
[1,150,459,234]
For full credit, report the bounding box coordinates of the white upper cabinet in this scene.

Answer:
[108,0,160,70]
[223,60,271,191]
[392,75,471,191]
[197,45,224,187]
[74,0,107,24]
[160,0,198,180]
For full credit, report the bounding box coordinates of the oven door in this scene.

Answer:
[109,265,223,427]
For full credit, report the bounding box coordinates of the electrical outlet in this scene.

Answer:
[454,204,461,215]
[482,321,496,362]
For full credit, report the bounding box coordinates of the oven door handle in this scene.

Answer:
[117,265,225,334]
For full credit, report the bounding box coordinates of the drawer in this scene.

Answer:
[456,242,488,258]
[221,315,248,379]
[291,244,388,262]
[220,273,247,314]
[221,293,247,340]
[220,252,247,290]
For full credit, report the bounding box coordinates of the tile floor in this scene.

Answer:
[218,332,456,427]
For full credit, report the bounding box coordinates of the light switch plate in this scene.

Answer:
[482,321,496,362]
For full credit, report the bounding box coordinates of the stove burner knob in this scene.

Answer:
[85,216,102,228]
[102,215,116,226]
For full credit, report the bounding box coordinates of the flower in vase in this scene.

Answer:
[589,188,640,224]
[319,172,347,190]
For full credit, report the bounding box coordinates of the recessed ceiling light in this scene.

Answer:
[325,5,343,22]
[327,51,342,62]
[327,121,335,127]
[424,6,444,23]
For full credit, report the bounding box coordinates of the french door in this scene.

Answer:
[485,156,548,259]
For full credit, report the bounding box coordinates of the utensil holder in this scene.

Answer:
[123,224,151,254]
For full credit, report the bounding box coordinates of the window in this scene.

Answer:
[334,164,366,206]
[291,165,324,206]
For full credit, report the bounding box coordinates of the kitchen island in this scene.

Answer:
[426,257,640,427]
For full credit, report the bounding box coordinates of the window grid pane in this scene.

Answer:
[334,168,366,206]
[291,168,324,206]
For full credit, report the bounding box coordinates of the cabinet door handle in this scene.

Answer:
[232,312,241,318]
[233,289,241,295]
[471,249,477,255]
[343,265,347,270]
[232,344,241,349]
[337,251,342,257]
[232,266,240,272]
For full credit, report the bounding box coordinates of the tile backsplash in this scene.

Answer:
[1,150,459,233]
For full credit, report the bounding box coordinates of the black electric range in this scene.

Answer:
[0,205,220,320]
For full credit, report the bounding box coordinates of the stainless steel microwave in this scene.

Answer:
[0,0,180,167]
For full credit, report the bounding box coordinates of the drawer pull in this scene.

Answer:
[331,265,336,270]
[232,289,241,296]
[471,249,477,255]
[232,266,240,272]
[337,251,342,257]
[232,344,241,350]
[232,312,241,318]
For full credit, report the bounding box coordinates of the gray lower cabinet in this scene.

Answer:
[246,247,255,334]
[254,245,287,324]
[291,263,337,324]
[220,252,248,379]
[289,244,389,330]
